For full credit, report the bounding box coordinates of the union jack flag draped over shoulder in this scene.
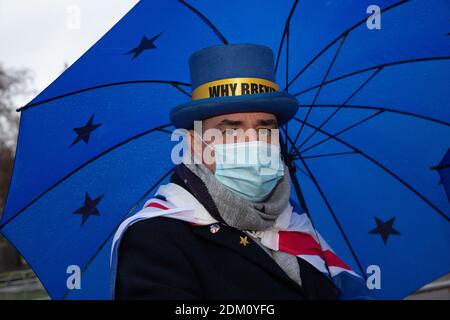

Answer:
[111,182,374,299]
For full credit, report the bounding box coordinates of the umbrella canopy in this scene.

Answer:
[1,0,449,299]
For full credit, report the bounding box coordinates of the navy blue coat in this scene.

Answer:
[114,165,341,300]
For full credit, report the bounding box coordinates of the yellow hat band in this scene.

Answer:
[191,77,279,100]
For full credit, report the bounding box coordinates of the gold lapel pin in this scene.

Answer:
[239,236,250,247]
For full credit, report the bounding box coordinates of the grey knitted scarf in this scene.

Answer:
[184,162,291,231]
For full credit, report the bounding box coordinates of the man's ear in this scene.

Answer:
[188,129,195,155]
[188,129,203,163]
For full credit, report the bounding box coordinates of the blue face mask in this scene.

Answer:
[204,140,285,202]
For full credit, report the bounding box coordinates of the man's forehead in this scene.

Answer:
[203,112,278,128]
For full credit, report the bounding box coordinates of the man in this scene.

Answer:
[111,44,373,299]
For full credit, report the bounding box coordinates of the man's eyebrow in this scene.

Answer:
[255,119,278,127]
[217,119,244,127]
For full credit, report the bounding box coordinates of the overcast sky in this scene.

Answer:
[0,0,139,107]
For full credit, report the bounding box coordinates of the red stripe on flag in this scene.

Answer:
[279,231,351,270]
[323,251,351,271]
[145,202,169,210]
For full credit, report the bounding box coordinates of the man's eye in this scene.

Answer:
[258,128,271,136]
[225,129,238,136]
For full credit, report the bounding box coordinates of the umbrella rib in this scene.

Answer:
[171,83,192,98]
[292,117,450,223]
[298,104,450,127]
[289,32,348,154]
[297,153,367,278]
[0,123,172,230]
[301,151,358,159]
[179,0,228,44]
[281,129,312,215]
[293,161,312,180]
[431,164,449,171]
[282,127,359,278]
[282,18,291,152]
[287,0,410,88]
[293,56,450,97]
[285,23,290,92]
[17,80,191,112]
[293,110,384,156]
[61,166,175,300]
[298,67,383,151]
[287,157,313,180]
[275,0,299,73]
[155,127,174,135]
[281,126,313,181]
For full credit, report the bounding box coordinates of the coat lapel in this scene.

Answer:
[191,223,306,297]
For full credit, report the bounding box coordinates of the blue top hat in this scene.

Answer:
[170,43,299,129]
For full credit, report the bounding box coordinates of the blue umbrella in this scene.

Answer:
[1,0,449,299]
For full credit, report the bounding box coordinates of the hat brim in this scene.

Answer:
[170,91,299,129]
